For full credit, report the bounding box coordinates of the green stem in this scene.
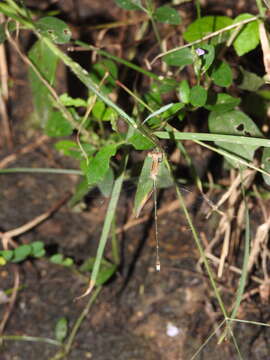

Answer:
[0,335,61,347]
[65,287,101,353]
[256,0,267,17]
[161,139,229,320]
[155,130,270,147]
[0,168,83,175]
[195,0,201,19]
[73,41,161,81]
[89,152,128,288]
[50,286,102,360]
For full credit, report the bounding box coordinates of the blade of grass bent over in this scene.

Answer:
[76,153,128,299]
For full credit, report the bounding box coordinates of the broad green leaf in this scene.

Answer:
[36,16,71,44]
[97,167,114,197]
[177,109,186,121]
[62,258,74,266]
[154,6,181,25]
[210,61,232,87]
[115,0,142,10]
[92,100,106,119]
[179,80,190,103]
[28,39,58,126]
[144,85,162,109]
[50,254,73,266]
[208,110,263,164]
[95,263,117,285]
[80,257,117,285]
[59,93,87,107]
[55,140,95,159]
[128,130,155,150]
[12,245,32,263]
[50,254,64,264]
[238,67,264,91]
[55,140,79,156]
[262,148,270,185]
[197,44,215,73]
[163,48,194,67]
[158,78,178,94]
[45,111,73,137]
[232,14,259,56]
[31,241,46,258]
[102,107,118,122]
[55,317,68,342]
[84,144,118,185]
[90,59,117,94]
[190,85,207,107]
[204,93,240,112]
[183,16,233,44]
[0,250,13,261]
[68,178,91,208]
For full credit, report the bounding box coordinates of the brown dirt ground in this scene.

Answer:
[0,1,270,359]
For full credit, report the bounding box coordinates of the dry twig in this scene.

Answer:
[0,266,19,335]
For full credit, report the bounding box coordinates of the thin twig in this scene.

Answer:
[5,25,90,139]
[0,135,49,168]
[0,193,71,249]
[151,16,259,64]
[206,252,264,284]
[0,14,12,149]
[0,266,19,334]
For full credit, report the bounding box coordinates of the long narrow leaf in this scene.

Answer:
[76,153,128,298]
[155,130,270,147]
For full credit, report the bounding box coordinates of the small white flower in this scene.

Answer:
[195,48,205,56]
[166,322,180,337]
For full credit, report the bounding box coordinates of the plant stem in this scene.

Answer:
[50,286,102,360]
[72,41,161,81]
[195,0,201,19]
[0,335,61,347]
[65,287,101,353]
[0,168,83,175]
[256,0,267,17]
[152,16,259,64]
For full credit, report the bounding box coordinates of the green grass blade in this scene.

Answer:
[231,171,250,320]
[84,152,128,293]
[228,318,270,327]
[155,130,270,147]
[190,319,226,360]
[73,41,161,81]
[194,140,270,178]
[0,335,61,347]
[0,167,83,175]
[163,156,228,319]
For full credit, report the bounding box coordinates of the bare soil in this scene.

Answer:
[0,1,270,359]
